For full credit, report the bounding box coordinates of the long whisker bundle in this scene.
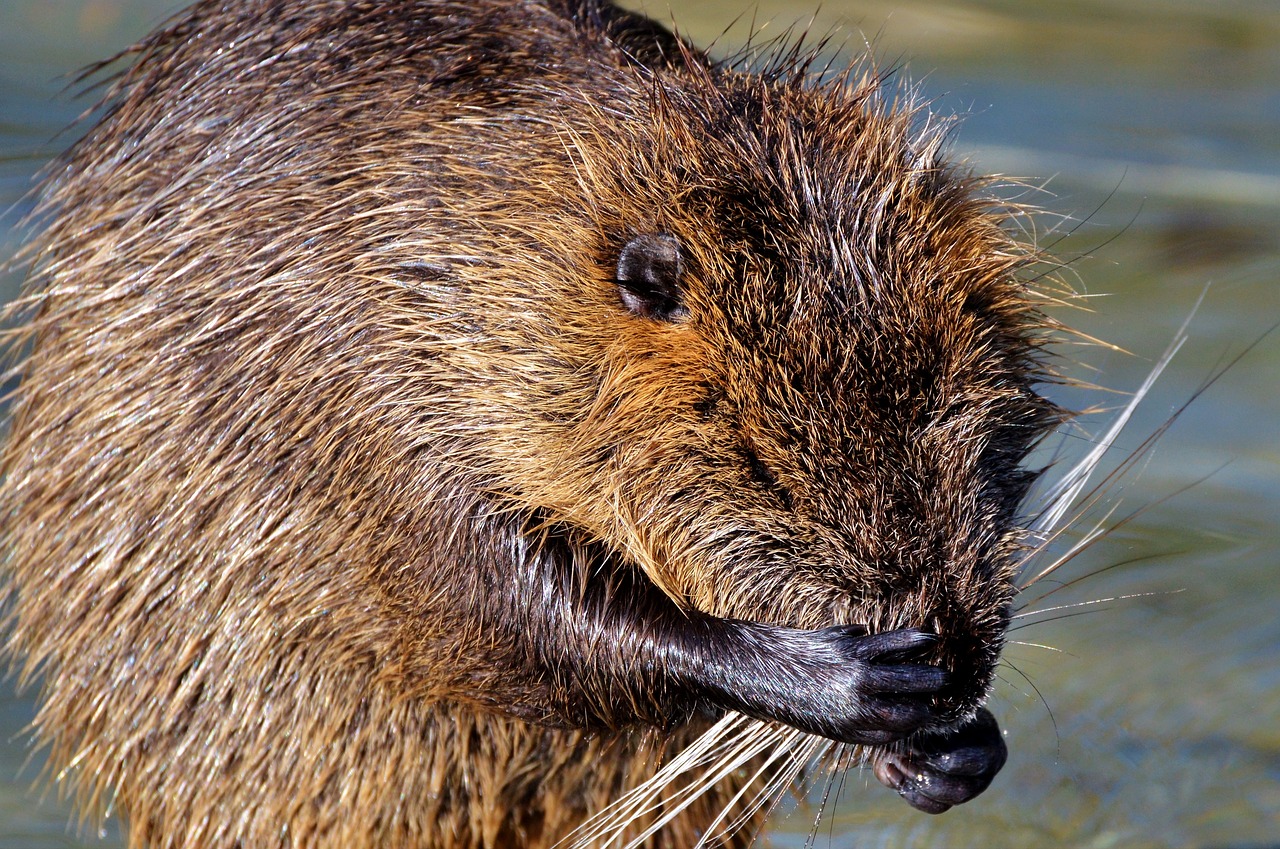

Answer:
[564,714,830,848]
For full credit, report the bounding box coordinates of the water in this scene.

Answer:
[1,1,1277,847]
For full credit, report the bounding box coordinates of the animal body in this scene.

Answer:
[1,1,1060,846]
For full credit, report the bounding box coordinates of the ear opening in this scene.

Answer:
[615,233,688,322]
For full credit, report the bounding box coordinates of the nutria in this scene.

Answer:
[1,1,1061,846]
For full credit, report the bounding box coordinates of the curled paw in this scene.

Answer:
[872,707,1007,813]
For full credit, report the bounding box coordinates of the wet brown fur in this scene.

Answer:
[1,1,1059,847]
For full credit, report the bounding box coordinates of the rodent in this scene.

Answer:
[0,1,1059,847]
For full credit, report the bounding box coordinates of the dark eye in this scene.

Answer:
[615,233,688,322]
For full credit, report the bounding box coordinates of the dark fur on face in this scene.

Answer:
[1,1,1059,846]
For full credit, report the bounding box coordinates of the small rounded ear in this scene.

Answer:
[615,233,688,322]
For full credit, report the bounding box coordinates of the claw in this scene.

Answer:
[855,628,937,661]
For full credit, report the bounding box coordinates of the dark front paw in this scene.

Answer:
[705,624,948,745]
[872,707,1007,813]
[818,627,949,745]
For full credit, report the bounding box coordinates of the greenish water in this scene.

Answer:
[1,1,1277,847]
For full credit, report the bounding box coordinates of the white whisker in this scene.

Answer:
[700,733,829,846]
[560,713,841,849]
[1012,589,1185,624]
[803,743,855,849]
[1005,640,1064,652]
[1021,500,1123,587]
[561,713,765,848]
[1026,292,1201,545]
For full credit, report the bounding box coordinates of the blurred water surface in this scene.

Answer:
[1,1,1277,847]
